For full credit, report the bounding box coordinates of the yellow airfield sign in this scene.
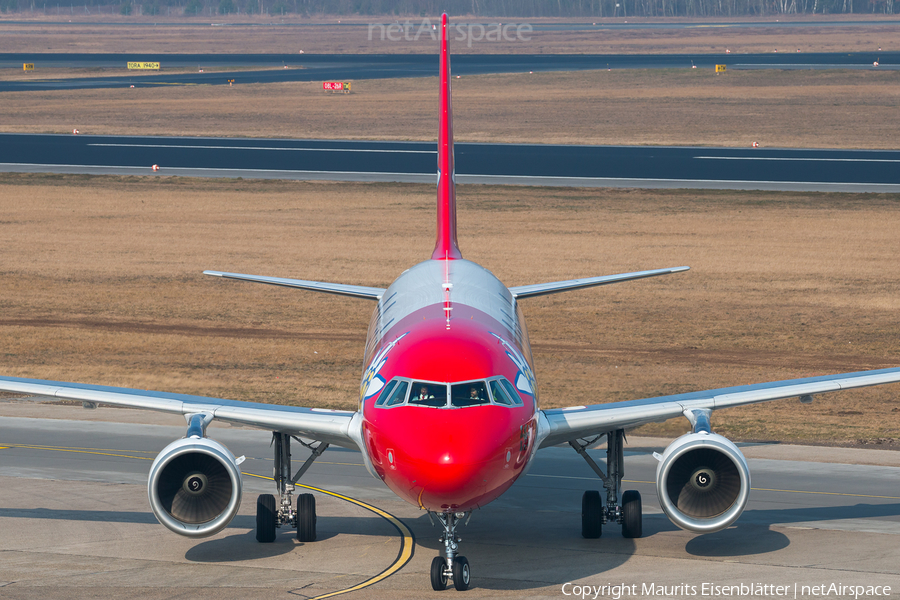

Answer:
[715,64,727,73]
[127,62,160,70]
[23,63,34,71]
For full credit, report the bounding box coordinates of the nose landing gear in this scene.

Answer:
[429,511,471,591]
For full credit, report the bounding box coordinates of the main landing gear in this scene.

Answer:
[256,432,329,543]
[571,429,643,539]
[429,511,472,591]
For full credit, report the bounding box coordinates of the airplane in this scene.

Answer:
[3,13,900,594]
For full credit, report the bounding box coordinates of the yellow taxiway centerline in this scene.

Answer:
[4,442,416,599]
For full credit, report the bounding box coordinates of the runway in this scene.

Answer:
[3,133,900,192]
[1,51,895,91]
[1,402,898,599]
[1,18,896,30]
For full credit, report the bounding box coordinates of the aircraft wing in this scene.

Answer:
[0,376,361,450]
[509,266,689,299]
[537,367,900,448]
[203,270,385,300]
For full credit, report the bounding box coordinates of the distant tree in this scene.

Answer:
[183,0,202,13]
[218,0,235,11]
[118,0,131,12]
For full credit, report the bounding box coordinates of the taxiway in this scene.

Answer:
[1,401,898,599]
[1,51,895,91]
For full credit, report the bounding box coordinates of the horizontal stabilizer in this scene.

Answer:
[203,271,384,300]
[509,266,689,299]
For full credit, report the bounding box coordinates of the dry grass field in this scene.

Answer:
[2,69,900,148]
[0,15,897,54]
[1,173,898,447]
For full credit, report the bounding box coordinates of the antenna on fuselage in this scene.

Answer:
[431,13,462,261]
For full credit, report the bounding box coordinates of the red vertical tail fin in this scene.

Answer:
[431,13,462,261]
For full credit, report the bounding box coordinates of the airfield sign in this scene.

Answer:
[127,62,160,70]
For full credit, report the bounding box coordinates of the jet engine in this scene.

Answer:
[655,431,750,533]
[148,436,243,538]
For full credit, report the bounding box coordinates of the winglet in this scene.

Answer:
[431,13,462,261]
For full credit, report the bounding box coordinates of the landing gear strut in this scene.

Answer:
[256,432,328,543]
[429,511,471,591]
[571,429,642,539]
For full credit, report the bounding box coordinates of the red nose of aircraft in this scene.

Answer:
[368,405,527,511]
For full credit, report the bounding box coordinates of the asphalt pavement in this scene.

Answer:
[2,133,899,192]
[1,51,896,91]
[1,403,898,599]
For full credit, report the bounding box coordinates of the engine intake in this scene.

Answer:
[656,432,750,533]
[148,437,243,538]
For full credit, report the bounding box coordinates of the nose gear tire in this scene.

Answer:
[430,556,448,590]
[453,556,470,591]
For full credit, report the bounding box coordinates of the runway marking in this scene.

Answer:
[732,64,895,69]
[244,472,415,600]
[0,163,430,177]
[88,143,435,154]
[694,155,900,163]
[455,173,900,189]
[0,443,156,454]
[751,486,900,500]
[3,443,153,460]
[5,163,900,191]
[82,146,900,163]
[0,443,364,466]
[526,473,900,500]
[4,442,415,598]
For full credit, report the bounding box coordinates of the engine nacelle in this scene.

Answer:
[655,431,750,533]
[148,437,243,538]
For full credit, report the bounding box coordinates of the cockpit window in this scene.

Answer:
[489,380,514,406]
[374,380,398,407]
[379,380,409,407]
[451,381,490,407]
[372,377,523,409]
[498,377,524,406]
[409,382,448,407]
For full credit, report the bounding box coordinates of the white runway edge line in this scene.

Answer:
[0,162,428,176]
[88,143,436,154]
[5,163,900,192]
[0,162,876,182]
[694,155,900,163]
[462,173,900,187]
[733,63,891,67]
